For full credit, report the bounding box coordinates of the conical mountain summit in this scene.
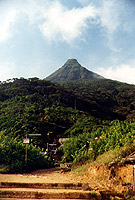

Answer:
[46,59,104,83]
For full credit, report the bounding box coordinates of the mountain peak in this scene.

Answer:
[65,58,78,64]
[46,59,104,83]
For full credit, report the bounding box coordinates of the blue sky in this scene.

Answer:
[0,0,135,84]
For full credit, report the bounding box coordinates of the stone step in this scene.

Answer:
[0,199,90,200]
[0,188,101,199]
[0,182,83,190]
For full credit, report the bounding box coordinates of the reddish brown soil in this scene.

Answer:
[85,164,133,193]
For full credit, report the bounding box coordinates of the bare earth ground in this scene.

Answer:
[0,168,84,184]
[0,164,134,194]
[0,167,103,200]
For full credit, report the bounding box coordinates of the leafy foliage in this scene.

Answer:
[62,120,135,163]
[0,131,52,173]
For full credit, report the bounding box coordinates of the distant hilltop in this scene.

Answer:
[46,59,104,83]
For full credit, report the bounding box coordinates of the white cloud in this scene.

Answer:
[19,0,44,25]
[96,0,123,52]
[0,8,18,43]
[0,0,125,45]
[37,0,128,47]
[0,0,133,46]
[0,0,44,43]
[98,63,135,85]
[98,0,120,34]
[40,1,97,43]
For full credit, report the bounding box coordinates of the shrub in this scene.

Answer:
[62,119,135,164]
[0,131,53,173]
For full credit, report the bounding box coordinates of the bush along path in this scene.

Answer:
[0,131,53,173]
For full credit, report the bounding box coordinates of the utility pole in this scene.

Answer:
[74,99,77,110]
[23,133,41,167]
[133,165,135,193]
[23,133,30,166]
[25,135,28,165]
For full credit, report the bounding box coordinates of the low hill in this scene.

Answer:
[46,59,104,83]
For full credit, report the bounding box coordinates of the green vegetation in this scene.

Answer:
[62,120,135,163]
[0,130,52,173]
[0,77,134,173]
[63,79,135,120]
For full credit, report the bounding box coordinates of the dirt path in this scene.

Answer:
[0,164,133,195]
[1,166,133,199]
[0,167,85,184]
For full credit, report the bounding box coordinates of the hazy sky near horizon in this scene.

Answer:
[0,0,135,84]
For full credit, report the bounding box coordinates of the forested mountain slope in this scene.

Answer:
[46,58,135,121]
[0,76,135,173]
[0,76,134,147]
[63,79,135,121]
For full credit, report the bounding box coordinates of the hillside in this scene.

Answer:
[0,78,79,140]
[63,79,135,121]
[46,58,135,120]
[46,59,104,83]
[0,77,134,140]
[0,66,135,174]
[0,76,135,175]
[0,76,134,150]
